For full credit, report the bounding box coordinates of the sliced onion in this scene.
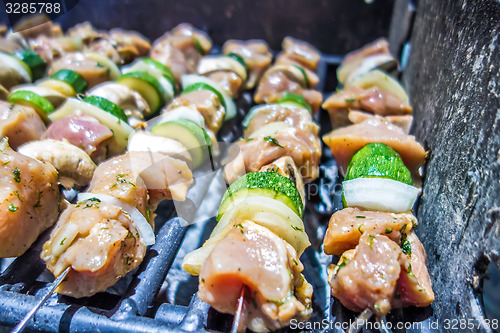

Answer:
[212,195,309,256]
[342,178,419,213]
[77,193,155,246]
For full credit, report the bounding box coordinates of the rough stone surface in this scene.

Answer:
[404,0,499,331]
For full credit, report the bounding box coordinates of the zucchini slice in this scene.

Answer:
[151,119,211,169]
[277,92,312,113]
[122,61,174,106]
[117,71,166,114]
[181,74,236,121]
[14,49,46,81]
[83,95,128,122]
[217,171,304,220]
[50,69,88,93]
[8,90,54,123]
[0,52,32,83]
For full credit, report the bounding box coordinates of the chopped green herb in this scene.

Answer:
[290,225,304,232]
[101,227,109,230]
[336,256,348,270]
[358,225,364,234]
[401,233,412,258]
[385,228,393,234]
[33,191,42,208]
[13,169,21,182]
[60,237,66,246]
[12,190,22,202]
[127,232,136,240]
[126,256,131,265]
[266,165,279,173]
[355,215,366,218]
[263,136,284,148]
[345,98,356,103]
[292,258,298,265]
[368,235,376,249]
[3,160,10,165]
[8,203,17,212]
[111,174,136,189]
[245,138,255,142]
[400,224,408,233]
[76,197,101,209]
[145,206,150,221]
[201,278,205,283]
[374,304,380,312]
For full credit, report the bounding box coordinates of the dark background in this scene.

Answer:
[0,0,395,54]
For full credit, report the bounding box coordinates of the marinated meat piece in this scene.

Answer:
[348,110,413,134]
[244,104,314,138]
[0,37,22,54]
[49,52,110,88]
[42,201,146,297]
[337,38,396,84]
[85,38,122,64]
[198,221,312,333]
[329,233,403,316]
[206,71,243,98]
[254,71,322,113]
[14,14,62,39]
[0,138,60,257]
[43,114,113,163]
[0,101,46,149]
[151,41,190,83]
[224,126,321,183]
[323,207,417,256]
[343,38,391,66]
[18,139,96,189]
[322,118,426,176]
[109,28,151,64]
[151,23,212,82]
[29,35,83,66]
[42,151,193,297]
[88,82,150,121]
[323,86,412,128]
[222,39,272,89]
[394,231,435,308]
[275,54,320,89]
[67,22,101,43]
[281,37,321,71]
[166,90,225,134]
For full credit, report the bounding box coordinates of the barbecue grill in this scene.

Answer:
[0,0,498,332]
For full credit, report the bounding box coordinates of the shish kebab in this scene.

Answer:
[183,37,324,332]
[0,22,214,261]
[321,39,434,329]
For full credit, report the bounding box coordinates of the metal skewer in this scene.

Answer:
[347,308,373,333]
[378,316,393,333]
[11,267,71,333]
[230,286,246,333]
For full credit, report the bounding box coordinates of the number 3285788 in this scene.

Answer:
[5,2,61,14]
[443,318,498,330]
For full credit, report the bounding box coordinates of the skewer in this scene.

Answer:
[11,266,71,333]
[347,308,373,333]
[230,286,246,333]
[378,316,393,333]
